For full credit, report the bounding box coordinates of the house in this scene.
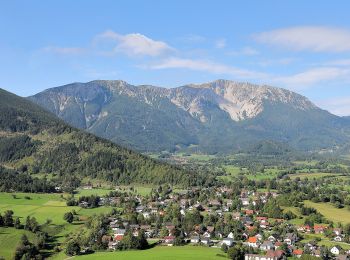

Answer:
[113,228,126,236]
[164,236,175,245]
[227,232,234,239]
[334,235,343,242]
[255,234,263,241]
[241,198,250,206]
[203,231,211,238]
[222,237,234,247]
[245,250,284,260]
[245,254,268,260]
[190,236,200,243]
[114,235,124,243]
[266,250,285,259]
[314,224,327,234]
[108,241,118,250]
[334,228,342,236]
[247,237,258,248]
[284,233,297,245]
[331,246,341,255]
[201,237,212,245]
[207,226,215,233]
[336,255,349,260]
[292,249,303,258]
[267,235,276,242]
[260,241,274,251]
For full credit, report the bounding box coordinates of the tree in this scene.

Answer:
[227,246,244,260]
[3,210,14,226]
[63,212,74,223]
[65,240,80,256]
[159,227,169,238]
[14,217,21,229]
[14,234,40,260]
[24,216,39,232]
[137,230,149,249]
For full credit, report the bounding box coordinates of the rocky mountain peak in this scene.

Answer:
[169,79,316,121]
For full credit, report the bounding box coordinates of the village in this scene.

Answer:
[74,184,350,260]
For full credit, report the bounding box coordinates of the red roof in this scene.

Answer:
[164,236,175,240]
[293,249,303,255]
[248,237,257,243]
[114,235,124,241]
[266,250,284,258]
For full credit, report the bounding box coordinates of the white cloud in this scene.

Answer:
[43,46,85,55]
[228,46,259,56]
[255,26,350,52]
[274,67,350,89]
[325,59,350,66]
[96,30,174,57]
[148,57,267,79]
[317,97,350,116]
[215,38,227,49]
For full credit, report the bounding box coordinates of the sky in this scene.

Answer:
[2,1,350,115]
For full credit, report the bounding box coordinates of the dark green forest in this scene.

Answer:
[0,88,202,192]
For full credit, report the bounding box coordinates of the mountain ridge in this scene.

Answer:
[29,79,350,154]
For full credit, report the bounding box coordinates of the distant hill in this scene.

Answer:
[29,79,350,154]
[0,88,196,191]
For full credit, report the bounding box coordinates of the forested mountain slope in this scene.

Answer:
[0,88,200,192]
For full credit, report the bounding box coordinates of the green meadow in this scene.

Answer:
[0,227,37,260]
[304,200,350,225]
[77,245,225,260]
[0,192,116,259]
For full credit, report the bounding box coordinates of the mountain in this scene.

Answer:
[0,88,197,192]
[29,79,350,154]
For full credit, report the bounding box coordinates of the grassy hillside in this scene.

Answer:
[76,245,224,260]
[0,88,198,191]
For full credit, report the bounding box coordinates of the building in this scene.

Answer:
[260,241,274,251]
[190,236,200,243]
[331,246,341,255]
[222,237,234,247]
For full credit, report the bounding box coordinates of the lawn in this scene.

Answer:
[0,192,79,224]
[77,245,225,260]
[0,192,116,259]
[0,227,37,260]
[304,200,350,224]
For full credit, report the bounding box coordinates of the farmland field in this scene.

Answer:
[304,200,350,224]
[77,245,225,260]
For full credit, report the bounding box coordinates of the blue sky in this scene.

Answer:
[2,1,350,115]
